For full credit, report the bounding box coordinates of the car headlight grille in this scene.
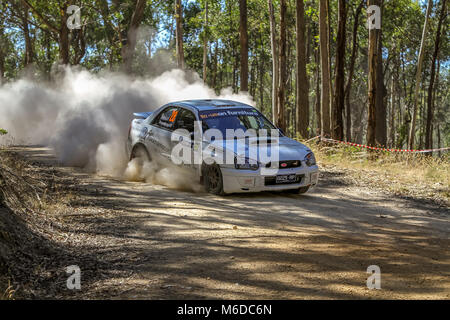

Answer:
[265,160,301,169]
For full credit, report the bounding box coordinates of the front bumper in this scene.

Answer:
[221,163,319,194]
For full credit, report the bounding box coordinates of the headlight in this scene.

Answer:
[234,157,259,170]
[305,152,316,166]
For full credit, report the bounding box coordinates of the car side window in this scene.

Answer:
[152,107,179,130]
[174,108,196,133]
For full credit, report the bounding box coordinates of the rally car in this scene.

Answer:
[126,99,319,195]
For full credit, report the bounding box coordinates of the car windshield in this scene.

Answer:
[199,108,276,139]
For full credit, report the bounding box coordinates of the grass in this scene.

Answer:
[0,280,15,300]
[305,139,450,205]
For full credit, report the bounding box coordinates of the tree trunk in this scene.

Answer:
[437,125,441,157]
[319,0,331,137]
[259,32,265,110]
[21,7,34,66]
[250,57,256,97]
[203,1,209,83]
[212,41,218,89]
[268,0,279,124]
[296,0,309,138]
[425,0,446,150]
[389,69,396,147]
[122,0,147,73]
[367,0,381,147]
[175,0,185,69]
[375,23,386,146]
[59,5,70,65]
[315,46,321,136]
[233,46,239,93]
[277,0,287,132]
[409,0,433,149]
[431,58,441,149]
[345,0,364,142]
[332,0,346,141]
[73,26,87,65]
[327,0,333,103]
[419,91,425,149]
[239,0,248,92]
[0,26,4,85]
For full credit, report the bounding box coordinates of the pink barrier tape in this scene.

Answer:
[317,136,450,153]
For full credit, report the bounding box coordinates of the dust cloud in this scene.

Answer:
[0,67,252,190]
[123,158,203,192]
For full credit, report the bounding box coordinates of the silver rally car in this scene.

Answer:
[126,99,319,195]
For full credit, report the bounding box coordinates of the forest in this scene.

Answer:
[1,0,450,302]
[0,0,448,151]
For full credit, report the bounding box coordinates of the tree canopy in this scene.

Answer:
[0,0,448,150]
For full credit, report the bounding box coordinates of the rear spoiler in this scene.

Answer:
[133,112,153,119]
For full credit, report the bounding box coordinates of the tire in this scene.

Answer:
[131,145,151,164]
[203,164,224,195]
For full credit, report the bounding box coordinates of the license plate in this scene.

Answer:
[276,174,297,184]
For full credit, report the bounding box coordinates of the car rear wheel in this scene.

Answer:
[131,145,151,164]
[203,164,224,195]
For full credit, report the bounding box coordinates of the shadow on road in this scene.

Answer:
[5,146,450,299]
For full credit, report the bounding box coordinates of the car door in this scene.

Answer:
[172,108,197,168]
[149,106,180,164]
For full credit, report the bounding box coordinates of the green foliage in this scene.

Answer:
[0,0,448,149]
[0,129,7,135]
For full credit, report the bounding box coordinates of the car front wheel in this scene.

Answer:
[203,164,224,195]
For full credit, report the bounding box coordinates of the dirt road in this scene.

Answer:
[5,146,450,299]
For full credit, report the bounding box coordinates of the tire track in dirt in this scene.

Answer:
[4,146,449,299]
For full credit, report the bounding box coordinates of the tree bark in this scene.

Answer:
[21,6,34,66]
[344,0,364,142]
[175,0,185,69]
[72,26,86,65]
[315,46,321,136]
[296,0,309,138]
[277,0,287,132]
[375,22,386,146]
[332,0,346,141]
[437,124,441,157]
[202,1,209,83]
[409,0,433,149]
[327,0,333,103]
[239,0,248,92]
[0,26,4,85]
[431,58,441,150]
[367,0,381,147]
[268,0,279,125]
[319,0,331,137]
[259,32,265,110]
[425,0,446,150]
[389,66,396,147]
[59,6,70,65]
[212,41,218,89]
